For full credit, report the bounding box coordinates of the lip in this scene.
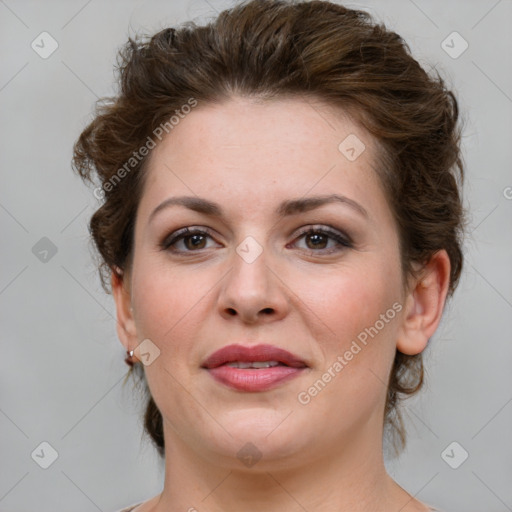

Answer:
[202,344,307,369]
[201,343,308,392]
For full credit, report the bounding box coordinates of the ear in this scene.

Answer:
[111,266,138,353]
[396,250,451,355]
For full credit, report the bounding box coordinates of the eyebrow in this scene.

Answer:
[148,193,369,225]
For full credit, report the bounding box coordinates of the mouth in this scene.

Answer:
[201,344,308,392]
[201,343,308,369]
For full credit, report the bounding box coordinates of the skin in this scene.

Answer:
[112,96,450,512]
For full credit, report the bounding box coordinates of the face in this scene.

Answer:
[119,96,410,469]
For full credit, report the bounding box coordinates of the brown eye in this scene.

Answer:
[182,233,208,250]
[304,232,329,250]
[291,227,352,254]
[160,227,218,253]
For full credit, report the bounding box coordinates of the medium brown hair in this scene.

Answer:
[72,0,465,458]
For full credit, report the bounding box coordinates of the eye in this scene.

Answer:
[289,226,352,254]
[160,225,353,255]
[160,227,218,253]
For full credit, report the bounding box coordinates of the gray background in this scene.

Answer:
[1,0,511,511]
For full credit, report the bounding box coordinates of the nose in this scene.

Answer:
[217,244,289,324]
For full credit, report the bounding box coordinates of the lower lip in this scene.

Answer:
[205,365,306,391]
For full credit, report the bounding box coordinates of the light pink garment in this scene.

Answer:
[114,504,444,512]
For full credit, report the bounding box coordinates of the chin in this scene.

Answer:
[204,409,310,465]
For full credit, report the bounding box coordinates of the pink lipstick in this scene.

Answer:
[201,344,308,392]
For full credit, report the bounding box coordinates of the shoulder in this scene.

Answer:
[416,501,444,512]
[115,493,160,511]
[113,499,444,512]
[113,503,143,512]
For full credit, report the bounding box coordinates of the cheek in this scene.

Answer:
[297,269,401,429]
[130,257,226,381]
[297,256,402,348]
[130,258,200,345]
[301,257,402,399]
[130,261,210,411]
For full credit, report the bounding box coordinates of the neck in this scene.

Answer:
[150,420,424,512]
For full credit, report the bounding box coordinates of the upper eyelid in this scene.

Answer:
[164,224,347,239]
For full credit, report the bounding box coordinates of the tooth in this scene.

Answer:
[225,361,281,369]
[251,361,280,368]
[226,361,252,369]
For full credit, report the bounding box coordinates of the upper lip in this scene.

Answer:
[201,344,308,369]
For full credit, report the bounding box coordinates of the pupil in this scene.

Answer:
[188,235,205,249]
[184,233,329,251]
[308,233,326,249]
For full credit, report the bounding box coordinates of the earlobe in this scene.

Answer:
[396,250,451,356]
[111,266,138,352]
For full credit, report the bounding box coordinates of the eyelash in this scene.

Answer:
[159,225,353,255]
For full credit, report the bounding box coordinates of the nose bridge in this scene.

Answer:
[218,233,287,322]
[229,234,271,298]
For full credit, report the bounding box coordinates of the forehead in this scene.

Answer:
[136,95,387,223]
[153,95,371,160]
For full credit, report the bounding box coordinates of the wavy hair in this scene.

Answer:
[72,0,465,458]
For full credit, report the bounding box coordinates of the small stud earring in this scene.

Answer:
[125,349,136,367]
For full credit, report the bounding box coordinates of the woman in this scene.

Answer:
[72,1,465,510]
